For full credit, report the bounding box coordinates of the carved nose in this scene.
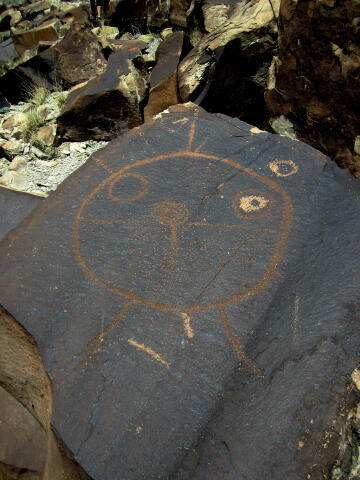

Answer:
[151,201,189,226]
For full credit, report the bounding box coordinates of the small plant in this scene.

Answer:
[23,83,50,106]
[31,86,50,106]
[21,109,46,142]
[55,91,68,110]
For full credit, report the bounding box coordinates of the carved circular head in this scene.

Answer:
[75,153,292,312]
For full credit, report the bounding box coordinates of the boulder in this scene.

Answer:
[11,18,60,57]
[265,0,360,176]
[38,23,107,88]
[1,104,360,479]
[144,31,183,121]
[178,0,280,128]
[0,8,22,30]
[56,48,148,141]
[20,1,52,19]
[0,385,47,471]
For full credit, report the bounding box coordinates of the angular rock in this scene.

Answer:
[38,124,56,146]
[1,112,26,131]
[39,23,107,87]
[108,38,148,52]
[144,31,183,120]
[1,104,360,479]
[178,0,279,128]
[11,18,60,57]
[0,37,18,62]
[0,385,47,471]
[1,170,28,189]
[0,139,23,158]
[21,0,52,21]
[56,49,148,141]
[265,0,360,176]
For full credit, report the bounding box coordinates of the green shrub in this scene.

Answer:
[21,109,46,142]
[55,91,68,110]
[24,84,50,106]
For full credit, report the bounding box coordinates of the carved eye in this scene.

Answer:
[269,160,298,177]
[232,190,274,219]
[108,173,150,202]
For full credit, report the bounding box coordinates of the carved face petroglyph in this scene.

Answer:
[74,116,294,375]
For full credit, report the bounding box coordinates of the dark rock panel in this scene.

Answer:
[56,48,148,142]
[144,31,183,121]
[0,186,44,241]
[0,104,359,480]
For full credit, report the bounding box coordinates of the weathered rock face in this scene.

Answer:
[56,48,148,142]
[40,23,107,88]
[0,306,90,480]
[1,104,360,479]
[265,0,360,176]
[178,0,279,128]
[144,31,183,121]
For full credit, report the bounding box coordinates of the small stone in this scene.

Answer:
[1,170,28,189]
[38,124,56,146]
[0,157,10,174]
[1,113,26,130]
[70,143,85,153]
[36,105,52,120]
[100,26,119,40]
[352,368,360,390]
[10,10,22,27]
[143,37,162,63]
[31,146,47,158]
[120,32,132,41]
[354,136,360,155]
[8,156,27,171]
[35,159,58,167]
[0,140,23,158]
[160,28,173,39]
[135,34,154,44]
[59,145,70,155]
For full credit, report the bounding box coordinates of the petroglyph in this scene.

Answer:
[269,160,298,177]
[73,114,294,377]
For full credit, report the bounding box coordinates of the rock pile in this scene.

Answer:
[265,0,360,177]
